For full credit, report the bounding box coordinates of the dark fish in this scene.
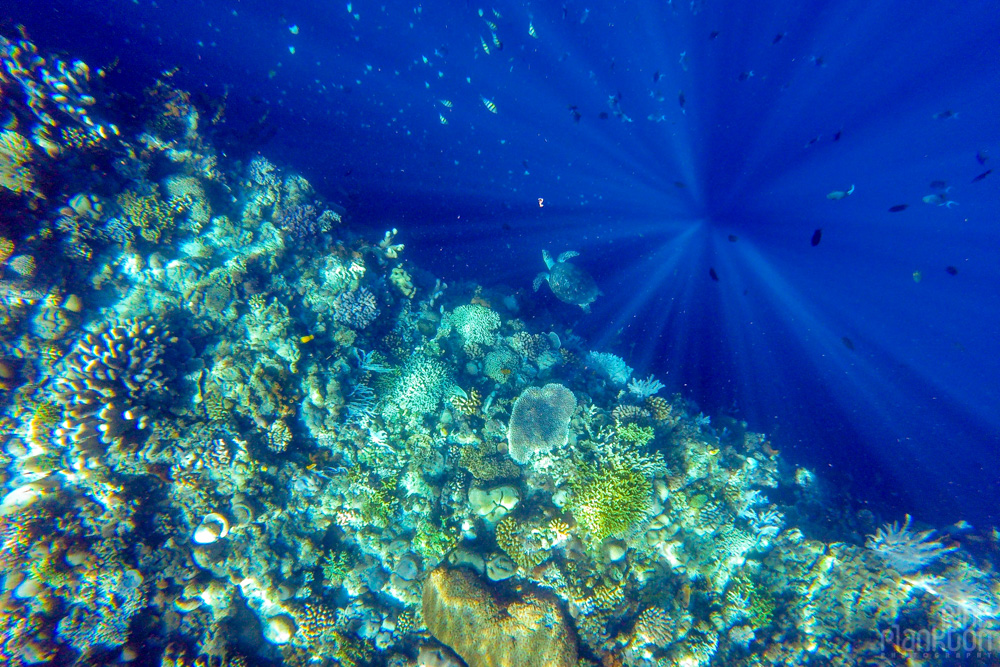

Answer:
[678,91,686,109]
[929,180,947,190]
[738,70,753,81]
[971,169,992,182]
[933,109,957,120]
[709,267,719,281]
[945,265,958,275]
[568,105,581,123]
[833,130,842,141]
[976,150,989,165]
[772,33,785,44]
[841,336,855,350]
[673,181,686,189]
[813,56,825,66]
[811,229,822,246]
[728,234,739,242]
[709,30,720,39]
[805,136,819,147]
[598,111,609,120]
[888,204,908,212]
[653,70,661,82]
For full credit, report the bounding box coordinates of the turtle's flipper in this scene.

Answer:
[557,250,580,263]
[533,272,549,292]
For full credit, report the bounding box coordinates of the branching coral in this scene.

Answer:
[116,190,175,243]
[567,458,653,546]
[866,514,957,573]
[53,318,182,453]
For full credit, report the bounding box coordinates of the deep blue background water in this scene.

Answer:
[7,0,999,527]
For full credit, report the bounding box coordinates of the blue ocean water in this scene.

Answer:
[30,0,994,525]
[2,0,999,663]
[8,0,998,519]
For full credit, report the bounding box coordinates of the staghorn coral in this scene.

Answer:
[53,318,182,453]
[506,383,576,464]
[422,567,577,667]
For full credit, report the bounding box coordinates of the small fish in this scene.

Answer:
[811,229,822,246]
[568,105,582,123]
[678,90,686,111]
[971,169,992,182]
[481,96,497,113]
[439,113,448,125]
[480,36,490,54]
[709,30,720,39]
[929,180,948,190]
[922,193,958,208]
[841,336,854,350]
[945,265,958,275]
[300,334,314,343]
[912,270,922,283]
[728,234,739,242]
[673,181,686,189]
[709,267,719,281]
[826,184,855,200]
[772,32,785,44]
[288,24,299,35]
[528,22,538,38]
[439,99,452,108]
[678,51,689,71]
[976,150,989,165]
[493,8,502,18]
[652,70,661,82]
[738,70,754,81]
[933,109,958,120]
[832,130,842,141]
[484,19,497,31]
[491,33,503,49]
[804,135,820,148]
[598,111,609,119]
[888,204,908,212]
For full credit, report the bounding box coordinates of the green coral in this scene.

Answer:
[321,550,353,586]
[413,517,459,565]
[616,422,654,446]
[730,574,776,629]
[360,475,398,527]
[567,458,653,546]
[116,190,175,243]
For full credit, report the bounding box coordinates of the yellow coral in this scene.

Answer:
[0,130,35,194]
[390,265,415,298]
[116,190,175,243]
[450,388,481,415]
[0,237,14,263]
[422,567,577,667]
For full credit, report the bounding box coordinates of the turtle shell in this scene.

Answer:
[549,261,599,306]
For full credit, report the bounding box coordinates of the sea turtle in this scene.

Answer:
[533,249,601,313]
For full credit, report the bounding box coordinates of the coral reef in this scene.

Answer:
[422,567,577,667]
[0,35,993,667]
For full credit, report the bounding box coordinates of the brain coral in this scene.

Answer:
[506,383,576,464]
[422,567,577,667]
